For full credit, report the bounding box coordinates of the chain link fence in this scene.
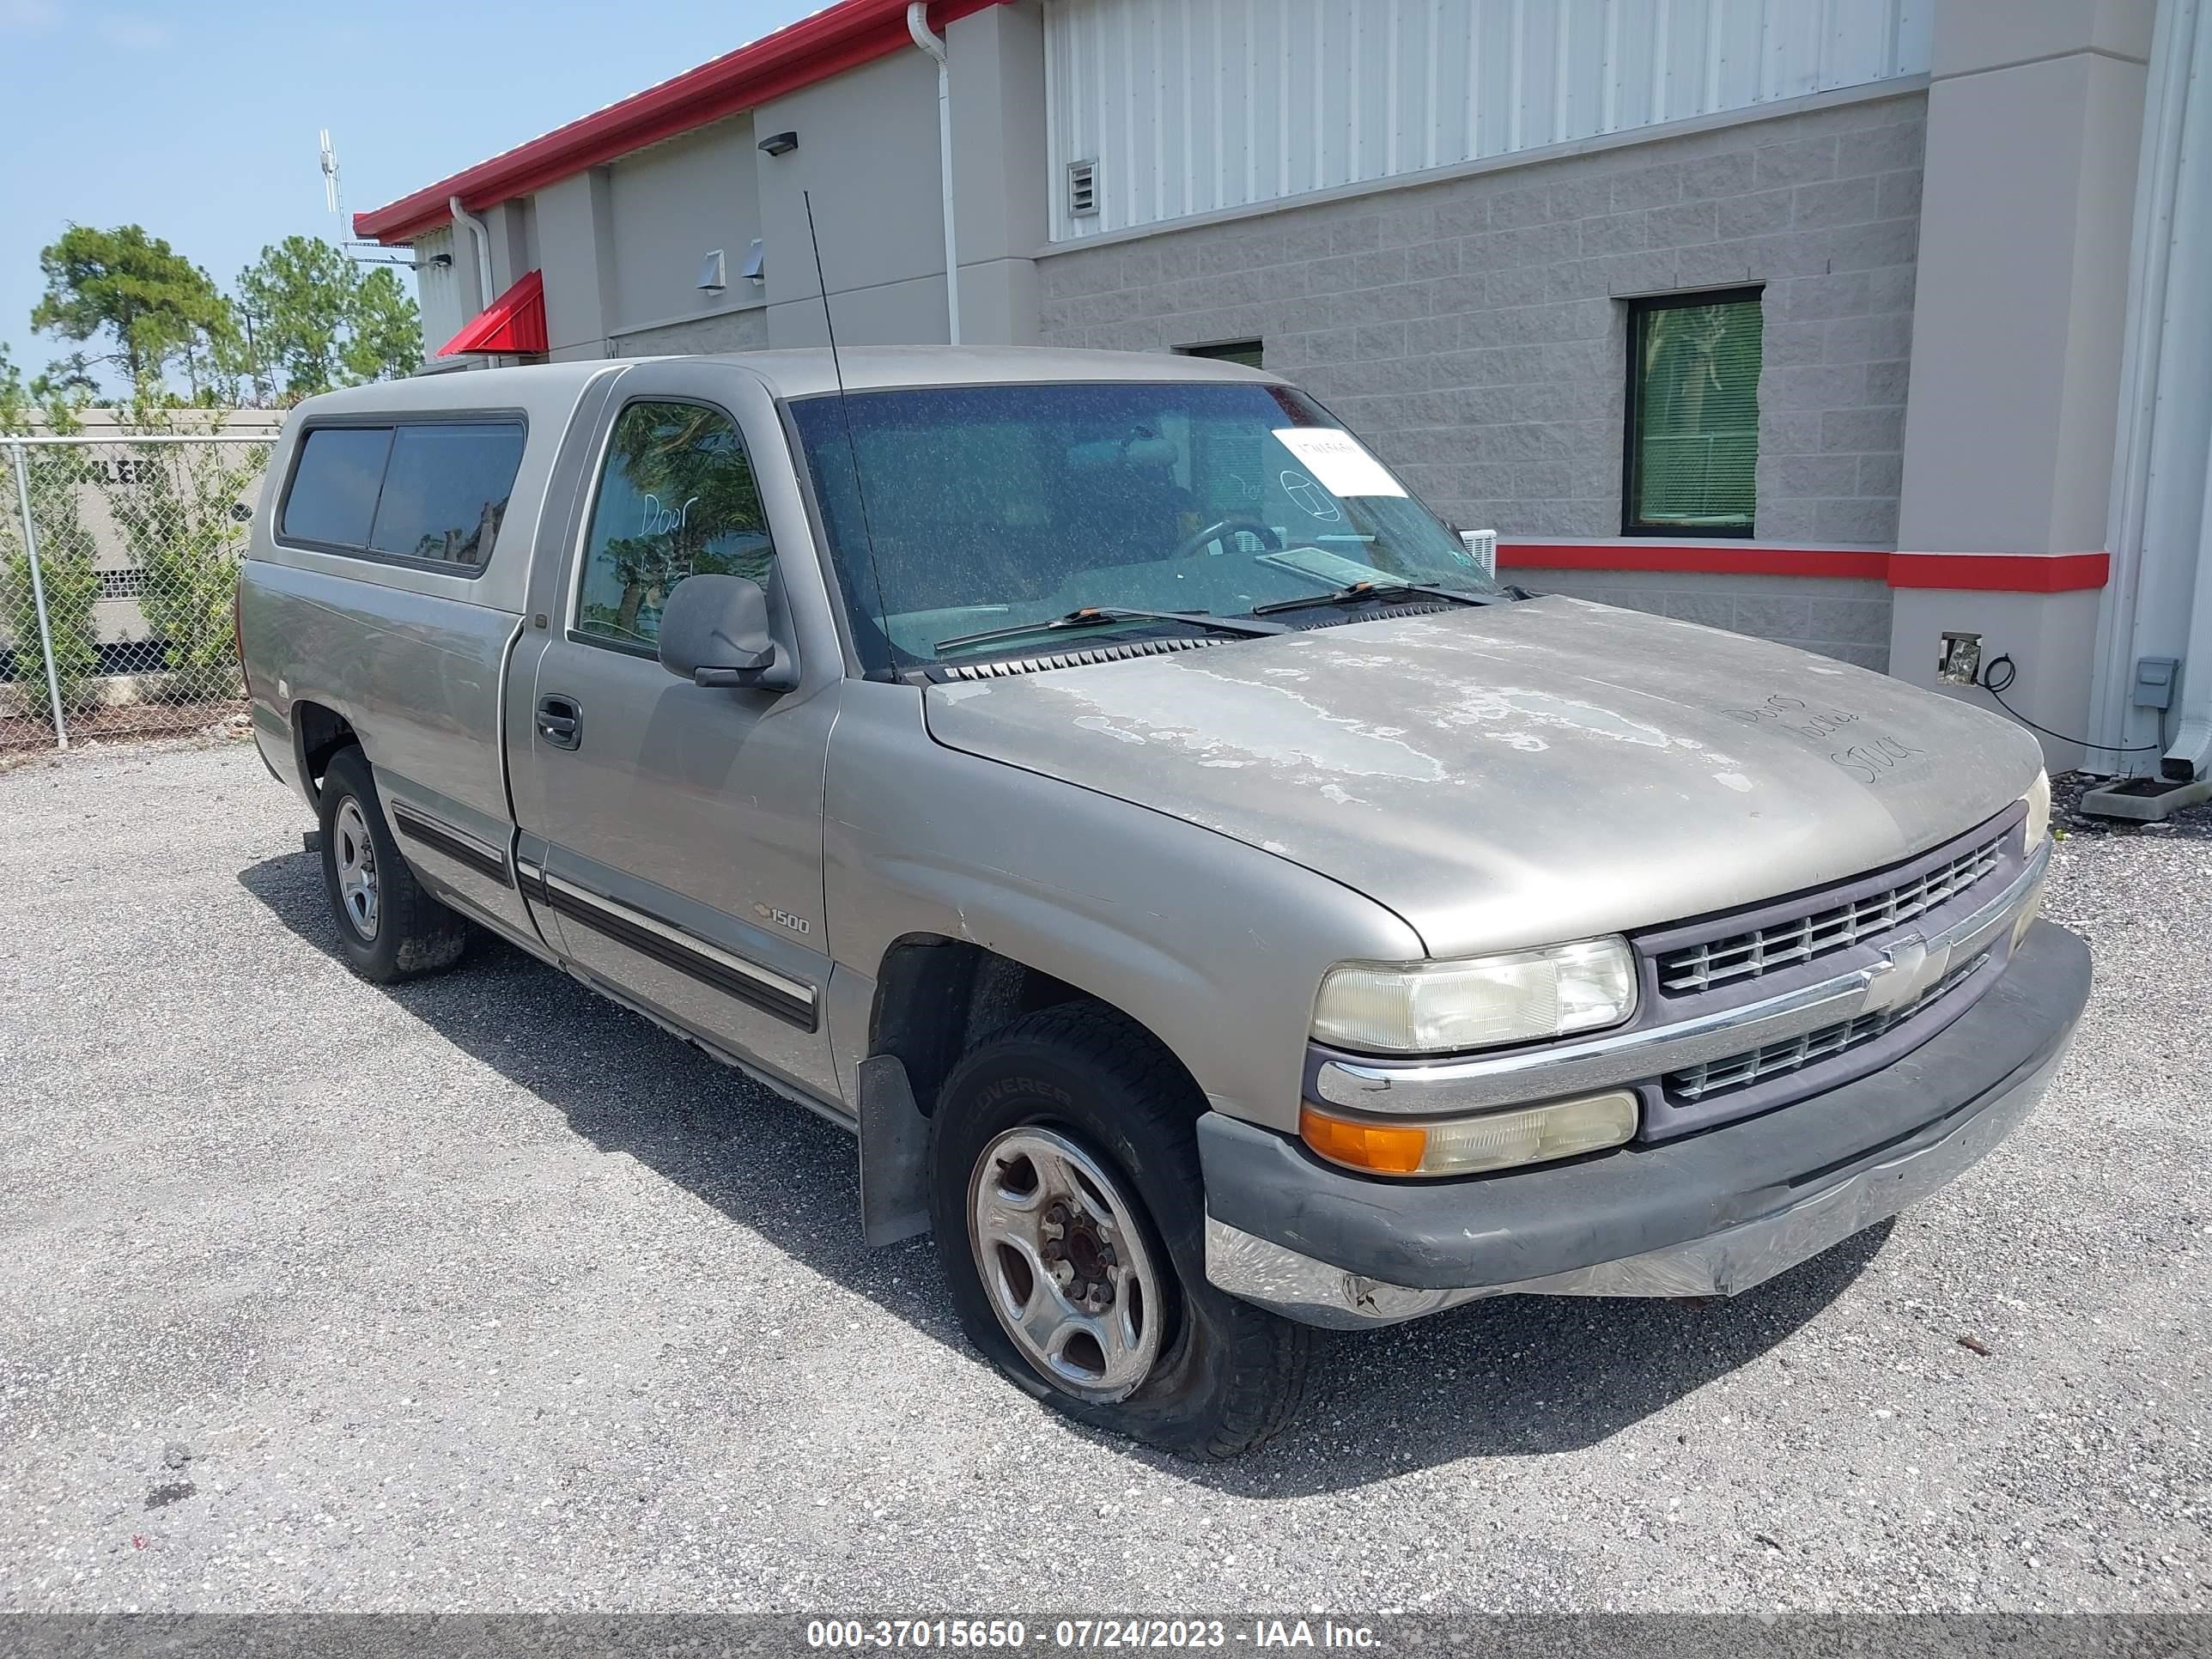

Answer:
[2,432,276,758]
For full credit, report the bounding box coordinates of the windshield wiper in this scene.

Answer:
[937,605,1285,653]
[1251,580,1508,617]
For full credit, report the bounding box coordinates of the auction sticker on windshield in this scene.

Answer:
[1272,428,1406,498]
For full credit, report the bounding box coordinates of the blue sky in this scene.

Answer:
[0,0,819,384]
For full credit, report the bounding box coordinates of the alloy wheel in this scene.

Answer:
[332,796,380,942]
[968,1126,1166,1402]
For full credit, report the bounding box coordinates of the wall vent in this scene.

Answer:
[1066,159,1099,218]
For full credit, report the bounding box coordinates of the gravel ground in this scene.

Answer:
[2,740,2207,1613]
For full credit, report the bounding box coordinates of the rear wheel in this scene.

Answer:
[317,745,469,983]
[930,1002,1312,1460]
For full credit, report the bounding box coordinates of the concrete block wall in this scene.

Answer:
[1506,568,1894,672]
[612,308,769,356]
[1037,88,1927,577]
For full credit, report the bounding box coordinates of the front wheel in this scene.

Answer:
[929,1003,1312,1460]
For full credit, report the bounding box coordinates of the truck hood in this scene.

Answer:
[921,597,2044,957]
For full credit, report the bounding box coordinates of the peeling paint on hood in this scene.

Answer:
[922,598,2045,957]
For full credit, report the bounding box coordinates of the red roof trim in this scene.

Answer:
[1498,541,2112,592]
[356,0,1007,245]
[437,270,548,356]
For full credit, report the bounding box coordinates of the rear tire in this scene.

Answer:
[929,1002,1312,1460]
[317,745,469,984]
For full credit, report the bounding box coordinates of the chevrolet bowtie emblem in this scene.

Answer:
[1861,932,1952,1014]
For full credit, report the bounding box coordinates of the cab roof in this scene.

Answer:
[692,346,1283,399]
[289,346,1279,424]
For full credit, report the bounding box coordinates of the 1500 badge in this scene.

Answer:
[754,903,812,935]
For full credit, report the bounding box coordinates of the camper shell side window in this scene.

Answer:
[276,413,529,577]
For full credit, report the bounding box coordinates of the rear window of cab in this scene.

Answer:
[280,420,526,572]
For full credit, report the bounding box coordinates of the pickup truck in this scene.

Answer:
[238,346,2088,1460]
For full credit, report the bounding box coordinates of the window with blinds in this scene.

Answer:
[1624,289,1764,537]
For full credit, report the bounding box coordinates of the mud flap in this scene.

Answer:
[858,1054,932,1247]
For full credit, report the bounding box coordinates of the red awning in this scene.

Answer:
[437,270,547,357]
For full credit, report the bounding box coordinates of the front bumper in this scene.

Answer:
[1201,919,2090,1328]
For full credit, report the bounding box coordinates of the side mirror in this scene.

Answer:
[657,574,799,692]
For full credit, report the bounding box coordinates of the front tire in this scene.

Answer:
[317,745,469,984]
[929,1003,1312,1460]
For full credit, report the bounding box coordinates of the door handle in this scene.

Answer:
[536,694,581,750]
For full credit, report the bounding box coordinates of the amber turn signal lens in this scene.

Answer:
[1298,1103,1427,1175]
[1301,1091,1640,1177]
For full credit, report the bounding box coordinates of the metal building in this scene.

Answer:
[354,0,2212,801]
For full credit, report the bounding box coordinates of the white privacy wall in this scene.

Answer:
[1043,0,1933,240]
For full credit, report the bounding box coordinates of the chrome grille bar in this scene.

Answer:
[1665,952,1988,1103]
[1658,836,2006,994]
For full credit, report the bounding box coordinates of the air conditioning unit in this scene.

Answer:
[1460,528,1498,581]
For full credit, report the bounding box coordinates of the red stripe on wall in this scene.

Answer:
[1497,542,2111,593]
[1497,542,1890,580]
[1885,550,2111,592]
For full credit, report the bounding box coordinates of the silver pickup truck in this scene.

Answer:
[238,347,2087,1460]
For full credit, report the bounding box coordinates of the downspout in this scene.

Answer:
[2090,0,2212,781]
[907,2,960,344]
[449,194,495,313]
[2151,0,2212,783]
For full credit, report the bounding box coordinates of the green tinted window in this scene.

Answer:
[1626,291,1763,534]
[575,401,773,652]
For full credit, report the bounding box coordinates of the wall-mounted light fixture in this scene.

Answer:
[697,249,726,292]
[757,130,799,157]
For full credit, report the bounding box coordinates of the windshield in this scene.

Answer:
[788,380,1498,669]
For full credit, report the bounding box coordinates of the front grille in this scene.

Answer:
[1664,951,1987,1104]
[1656,832,2007,995]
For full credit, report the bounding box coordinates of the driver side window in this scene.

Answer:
[575,401,774,653]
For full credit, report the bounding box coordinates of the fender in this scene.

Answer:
[823,683,1427,1138]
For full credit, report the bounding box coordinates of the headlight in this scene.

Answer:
[1311,937,1637,1054]
[2022,769,2051,846]
[1301,1091,1639,1177]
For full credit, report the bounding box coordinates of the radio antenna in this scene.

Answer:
[802,189,895,674]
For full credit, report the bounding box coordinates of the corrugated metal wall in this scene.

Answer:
[1044,0,1932,240]
[410,226,465,361]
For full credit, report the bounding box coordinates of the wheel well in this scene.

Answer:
[292,701,358,802]
[870,938,1104,1114]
